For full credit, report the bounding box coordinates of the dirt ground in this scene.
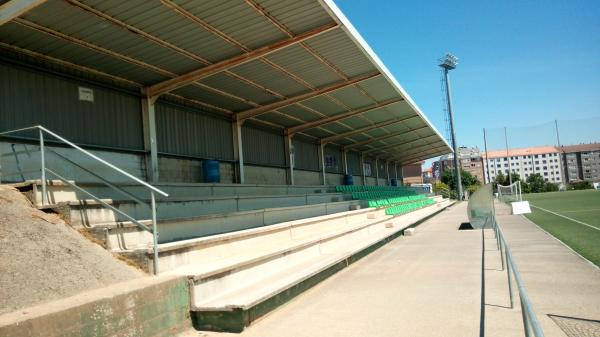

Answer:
[0,185,144,315]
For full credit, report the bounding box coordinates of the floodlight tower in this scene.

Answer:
[439,53,463,200]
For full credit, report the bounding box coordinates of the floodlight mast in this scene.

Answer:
[439,53,463,200]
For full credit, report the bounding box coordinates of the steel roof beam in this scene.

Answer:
[147,23,338,97]
[362,133,439,155]
[286,98,402,136]
[320,114,419,144]
[235,72,379,122]
[344,125,430,150]
[0,0,45,25]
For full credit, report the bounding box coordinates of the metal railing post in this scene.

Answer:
[39,129,48,205]
[506,253,514,309]
[499,230,505,271]
[151,191,159,275]
[495,223,500,250]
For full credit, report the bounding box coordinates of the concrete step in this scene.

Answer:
[15,180,334,206]
[184,199,454,332]
[94,199,369,252]
[52,191,353,227]
[150,205,389,273]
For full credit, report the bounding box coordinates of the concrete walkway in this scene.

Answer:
[486,202,600,337]
[196,202,483,337]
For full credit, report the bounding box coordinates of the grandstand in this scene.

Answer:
[0,0,453,335]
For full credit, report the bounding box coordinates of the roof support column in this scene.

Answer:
[342,149,348,175]
[400,165,404,186]
[360,153,366,186]
[375,157,380,186]
[394,162,399,180]
[386,160,390,185]
[232,120,245,184]
[285,134,294,185]
[141,93,159,183]
[318,142,326,186]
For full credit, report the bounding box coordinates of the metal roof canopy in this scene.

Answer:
[0,0,452,165]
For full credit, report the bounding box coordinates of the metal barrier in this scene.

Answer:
[468,183,545,337]
[490,215,545,337]
[0,125,168,274]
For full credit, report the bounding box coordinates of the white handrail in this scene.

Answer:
[0,125,165,274]
[0,125,168,197]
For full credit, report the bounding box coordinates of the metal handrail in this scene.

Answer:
[0,125,167,274]
[490,215,545,337]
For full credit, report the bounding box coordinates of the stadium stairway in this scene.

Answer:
[12,180,453,332]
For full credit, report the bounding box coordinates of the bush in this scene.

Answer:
[569,181,593,190]
[542,182,559,192]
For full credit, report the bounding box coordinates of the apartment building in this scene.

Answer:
[437,147,485,183]
[561,143,600,183]
[483,146,563,184]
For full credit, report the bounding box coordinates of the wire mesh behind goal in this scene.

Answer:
[498,181,522,202]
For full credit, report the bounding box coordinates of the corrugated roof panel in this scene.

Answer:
[361,109,397,124]
[301,95,347,117]
[199,72,279,106]
[357,76,398,102]
[82,0,243,64]
[304,29,376,78]
[341,115,371,129]
[255,112,299,128]
[320,123,352,135]
[301,128,334,139]
[0,23,167,84]
[265,44,342,88]
[347,134,371,143]
[278,104,321,122]
[173,0,287,50]
[382,123,415,134]
[22,1,200,75]
[363,128,389,138]
[377,101,416,119]
[328,85,376,109]
[230,59,308,97]
[257,0,333,35]
[172,85,252,112]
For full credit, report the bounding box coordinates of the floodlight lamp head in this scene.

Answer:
[438,53,458,70]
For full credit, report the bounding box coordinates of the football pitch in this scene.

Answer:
[521,190,600,267]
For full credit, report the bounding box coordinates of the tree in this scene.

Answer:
[543,182,559,192]
[492,172,506,192]
[441,169,480,190]
[526,173,545,193]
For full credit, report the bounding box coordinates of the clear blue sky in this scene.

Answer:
[336,0,600,166]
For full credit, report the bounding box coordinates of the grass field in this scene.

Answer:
[521,190,600,267]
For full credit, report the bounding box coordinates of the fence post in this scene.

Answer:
[151,191,159,275]
[499,231,505,271]
[39,129,48,205]
[506,252,514,309]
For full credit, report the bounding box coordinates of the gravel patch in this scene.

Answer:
[0,185,143,314]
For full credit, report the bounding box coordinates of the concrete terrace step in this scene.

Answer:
[51,191,353,227]
[15,180,333,206]
[96,199,369,251]
[186,199,454,332]
[121,203,380,272]
[161,207,390,275]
